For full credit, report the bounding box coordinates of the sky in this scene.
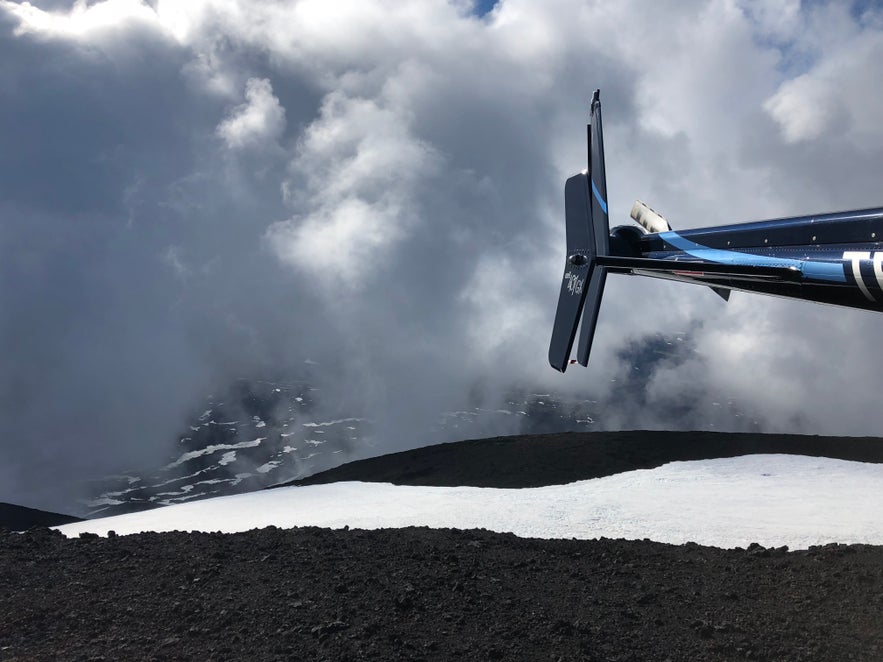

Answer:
[2,0,883,511]
[58,454,883,549]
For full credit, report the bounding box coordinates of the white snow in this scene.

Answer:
[95,475,141,485]
[153,466,214,488]
[57,455,883,550]
[85,497,125,508]
[164,438,266,469]
[154,485,194,498]
[302,418,364,427]
[156,492,209,505]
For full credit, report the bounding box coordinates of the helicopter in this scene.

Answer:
[550,90,883,372]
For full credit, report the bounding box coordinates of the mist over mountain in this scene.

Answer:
[73,329,772,519]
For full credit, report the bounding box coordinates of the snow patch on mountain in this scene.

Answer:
[165,438,265,469]
[61,455,883,550]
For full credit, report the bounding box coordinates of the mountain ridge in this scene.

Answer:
[285,429,883,489]
[0,502,82,531]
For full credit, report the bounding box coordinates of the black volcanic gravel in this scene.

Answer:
[1,527,882,661]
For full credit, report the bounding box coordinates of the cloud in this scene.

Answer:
[1,0,161,39]
[764,18,883,145]
[268,90,442,288]
[1,0,882,512]
[217,78,286,149]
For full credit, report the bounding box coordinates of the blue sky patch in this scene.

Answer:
[473,0,498,18]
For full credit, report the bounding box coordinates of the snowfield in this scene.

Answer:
[58,454,883,549]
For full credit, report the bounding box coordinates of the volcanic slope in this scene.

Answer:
[287,429,883,488]
[0,502,81,531]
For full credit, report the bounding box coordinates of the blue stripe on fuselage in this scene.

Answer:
[658,231,846,283]
[591,179,607,215]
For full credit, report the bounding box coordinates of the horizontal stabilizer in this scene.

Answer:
[596,255,802,281]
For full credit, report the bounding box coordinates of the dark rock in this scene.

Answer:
[1,527,880,660]
[0,503,82,531]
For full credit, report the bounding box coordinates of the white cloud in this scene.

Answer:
[764,3,883,147]
[764,73,831,143]
[268,90,441,289]
[268,197,404,287]
[1,0,161,39]
[765,25,883,145]
[460,252,546,367]
[216,78,286,149]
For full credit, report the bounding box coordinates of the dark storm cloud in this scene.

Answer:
[0,8,331,510]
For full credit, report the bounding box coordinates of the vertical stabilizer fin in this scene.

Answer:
[575,90,610,366]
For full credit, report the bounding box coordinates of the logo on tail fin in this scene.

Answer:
[565,271,583,295]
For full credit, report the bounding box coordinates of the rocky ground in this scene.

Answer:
[2,430,882,661]
[1,527,881,661]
